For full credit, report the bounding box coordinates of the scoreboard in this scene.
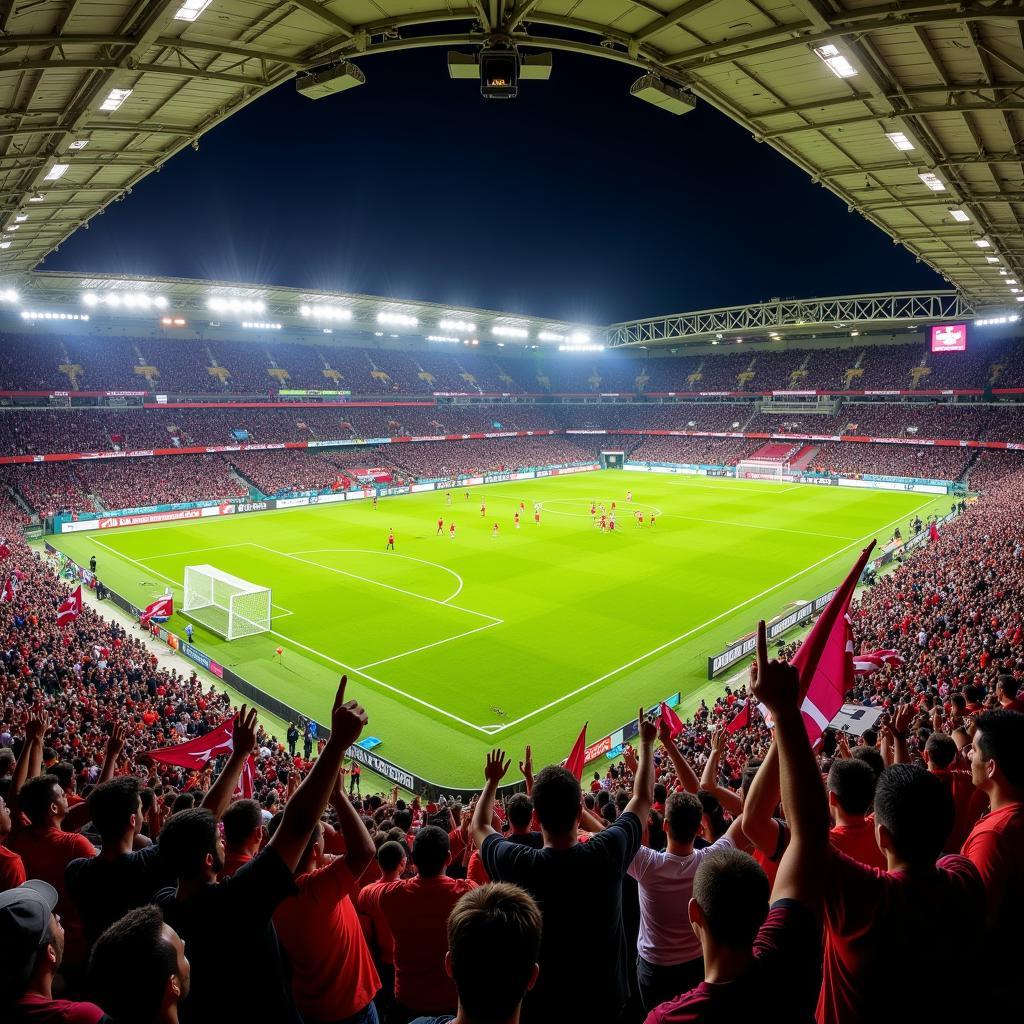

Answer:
[930,323,968,353]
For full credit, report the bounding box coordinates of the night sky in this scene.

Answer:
[46,48,944,324]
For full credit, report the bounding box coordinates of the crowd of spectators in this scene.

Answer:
[229,450,348,496]
[809,443,974,481]
[75,457,247,510]
[0,452,1020,1022]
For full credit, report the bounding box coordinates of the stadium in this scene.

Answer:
[0,3,1021,1024]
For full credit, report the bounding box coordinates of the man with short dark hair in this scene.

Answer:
[90,906,189,1024]
[962,709,1024,982]
[472,707,657,1023]
[66,776,172,954]
[410,883,542,1024]
[0,792,26,890]
[359,825,476,1019]
[155,679,369,1024]
[1,879,109,1023]
[826,758,885,869]
[218,798,263,878]
[648,621,827,1023]
[995,675,1024,715]
[629,790,746,1011]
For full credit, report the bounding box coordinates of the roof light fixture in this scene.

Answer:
[100,88,132,112]
[948,209,970,223]
[174,0,213,20]
[885,131,914,152]
[299,303,353,321]
[21,311,89,321]
[986,256,1000,263]
[0,289,17,302]
[28,194,44,203]
[376,311,418,327]
[492,325,529,338]
[975,238,992,248]
[241,321,282,330]
[68,139,89,151]
[814,43,857,79]
[43,163,68,181]
[438,319,476,333]
[919,172,945,192]
[14,214,27,223]
[208,296,265,314]
[538,331,565,342]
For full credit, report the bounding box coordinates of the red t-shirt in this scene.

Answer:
[11,994,107,1023]
[0,842,27,890]
[359,874,476,1013]
[819,852,984,1024]
[829,819,886,871]
[645,900,820,1023]
[218,849,253,880]
[356,877,397,965]
[9,825,96,966]
[961,801,1024,969]
[930,767,987,853]
[272,857,380,1020]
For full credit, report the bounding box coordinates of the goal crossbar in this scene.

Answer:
[183,564,271,641]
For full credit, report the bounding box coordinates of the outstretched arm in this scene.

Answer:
[329,773,375,879]
[624,710,657,821]
[269,677,368,873]
[518,746,534,795]
[700,728,744,815]
[200,707,258,819]
[658,717,699,793]
[65,724,128,832]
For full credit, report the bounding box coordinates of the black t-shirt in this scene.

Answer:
[155,846,299,1024]
[482,810,643,1019]
[66,843,173,952]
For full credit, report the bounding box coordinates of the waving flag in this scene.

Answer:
[0,537,10,559]
[659,701,684,740]
[56,585,83,626]
[782,542,876,744]
[140,594,173,624]
[853,649,905,675]
[0,575,16,603]
[144,715,255,798]
[929,521,940,543]
[564,724,588,781]
[726,699,752,734]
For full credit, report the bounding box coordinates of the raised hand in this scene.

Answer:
[657,714,674,748]
[623,746,639,774]
[751,619,800,715]
[484,748,511,785]
[835,729,852,760]
[637,707,657,745]
[710,726,726,756]
[330,676,369,749]
[892,702,914,737]
[26,711,50,742]
[105,723,128,762]
[518,745,533,780]
[232,705,259,755]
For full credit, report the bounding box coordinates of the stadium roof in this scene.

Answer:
[1,2,1023,308]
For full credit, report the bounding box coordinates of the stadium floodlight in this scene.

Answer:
[999,269,1008,275]
[296,61,366,99]
[814,43,857,78]
[174,0,212,21]
[630,74,696,115]
[492,325,529,338]
[463,338,479,346]
[183,565,271,641]
[377,311,418,327]
[161,317,187,326]
[100,88,132,111]
[975,238,991,248]
[885,131,914,151]
[43,163,69,181]
[0,289,18,302]
[427,335,461,343]
[918,172,945,191]
[948,209,970,222]
[558,344,604,352]
[21,311,89,321]
[81,291,167,310]
[976,316,1019,326]
[538,331,565,342]
[299,303,352,321]
[242,321,282,329]
[208,296,265,314]
[438,319,476,333]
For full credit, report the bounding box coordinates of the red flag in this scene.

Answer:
[143,717,236,768]
[56,585,83,626]
[726,700,751,734]
[140,594,173,624]
[0,575,16,603]
[564,724,588,781]
[929,521,940,543]
[785,543,876,744]
[239,754,256,799]
[659,702,684,739]
[853,649,905,675]
[0,539,10,559]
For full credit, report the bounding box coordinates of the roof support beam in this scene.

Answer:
[288,0,354,38]
[634,0,719,45]
[0,58,270,87]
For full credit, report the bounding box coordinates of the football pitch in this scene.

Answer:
[50,471,946,787]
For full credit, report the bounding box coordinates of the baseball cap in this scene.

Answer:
[0,879,58,991]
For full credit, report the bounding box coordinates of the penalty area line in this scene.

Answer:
[488,498,935,732]
[356,619,503,670]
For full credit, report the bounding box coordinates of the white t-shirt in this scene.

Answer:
[627,834,734,966]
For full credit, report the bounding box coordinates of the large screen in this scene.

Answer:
[931,323,967,353]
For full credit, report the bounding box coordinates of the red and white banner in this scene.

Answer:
[140,594,174,624]
[56,585,83,626]
[143,715,256,798]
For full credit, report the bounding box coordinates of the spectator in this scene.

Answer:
[357,839,408,1019]
[472,710,656,1023]
[0,792,26,890]
[218,798,264,878]
[825,757,886,869]
[2,879,108,1024]
[89,906,189,1024]
[409,882,542,1024]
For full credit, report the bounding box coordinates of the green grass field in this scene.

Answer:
[50,471,946,788]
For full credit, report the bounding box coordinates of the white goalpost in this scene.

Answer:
[734,459,792,481]
[183,564,271,641]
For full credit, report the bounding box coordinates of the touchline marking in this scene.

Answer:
[258,545,500,623]
[291,548,466,604]
[356,620,502,670]
[486,498,935,731]
[89,538,495,733]
[661,513,856,542]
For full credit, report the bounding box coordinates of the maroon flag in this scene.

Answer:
[564,724,588,781]
[144,716,256,798]
[0,576,16,603]
[785,542,876,744]
[853,649,905,675]
[0,538,10,560]
[56,586,82,626]
[726,700,751,734]
[659,702,683,739]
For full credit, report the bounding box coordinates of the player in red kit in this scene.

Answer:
[437,516,444,535]
[449,522,456,540]
[480,503,486,517]
[534,509,540,524]
[599,514,607,532]
[590,502,596,516]
[649,514,656,527]
[386,530,395,551]
[514,512,520,529]
[372,495,378,509]
[636,511,644,528]
[492,522,499,538]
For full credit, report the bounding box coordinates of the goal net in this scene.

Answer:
[735,460,791,481]
[183,564,271,641]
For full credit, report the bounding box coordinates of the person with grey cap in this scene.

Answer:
[1,879,109,1023]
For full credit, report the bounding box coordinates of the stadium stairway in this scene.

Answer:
[788,445,818,471]
[227,461,267,498]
